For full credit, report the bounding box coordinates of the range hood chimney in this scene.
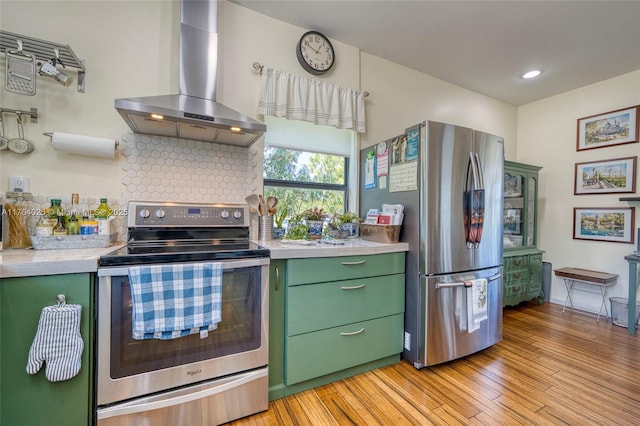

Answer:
[115,0,266,147]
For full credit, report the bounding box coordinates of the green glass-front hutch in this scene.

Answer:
[503,161,544,307]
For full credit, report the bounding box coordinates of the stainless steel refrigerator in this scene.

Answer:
[360,121,504,368]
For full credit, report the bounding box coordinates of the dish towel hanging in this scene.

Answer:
[26,303,83,382]
[466,278,488,333]
[257,67,366,133]
[128,262,223,340]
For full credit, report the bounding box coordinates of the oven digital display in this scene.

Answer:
[188,208,201,215]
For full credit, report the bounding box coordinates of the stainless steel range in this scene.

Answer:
[96,200,269,426]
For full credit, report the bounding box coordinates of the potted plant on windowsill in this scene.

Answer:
[300,207,327,239]
[324,214,350,240]
[283,212,310,241]
[335,211,362,238]
[273,206,288,239]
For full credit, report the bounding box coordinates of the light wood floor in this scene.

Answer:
[227,301,640,425]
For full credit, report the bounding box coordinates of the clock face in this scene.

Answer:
[296,31,335,75]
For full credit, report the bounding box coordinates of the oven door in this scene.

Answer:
[96,257,269,407]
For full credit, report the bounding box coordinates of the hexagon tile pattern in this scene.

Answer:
[120,133,259,203]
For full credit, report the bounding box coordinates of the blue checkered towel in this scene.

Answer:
[128,263,222,340]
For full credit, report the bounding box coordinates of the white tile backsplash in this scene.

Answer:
[1,133,260,245]
[120,133,259,203]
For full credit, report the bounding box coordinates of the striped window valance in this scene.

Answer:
[257,67,366,133]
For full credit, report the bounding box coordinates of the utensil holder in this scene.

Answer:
[259,215,273,240]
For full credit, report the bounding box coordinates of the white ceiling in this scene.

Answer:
[230,0,640,106]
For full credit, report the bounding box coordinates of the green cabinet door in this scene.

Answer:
[0,274,94,426]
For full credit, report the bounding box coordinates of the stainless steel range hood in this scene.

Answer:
[115,0,265,147]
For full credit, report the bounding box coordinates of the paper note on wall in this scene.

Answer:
[389,161,418,192]
[365,150,377,189]
[376,141,389,176]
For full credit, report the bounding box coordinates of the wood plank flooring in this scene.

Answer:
[226,301,640,425]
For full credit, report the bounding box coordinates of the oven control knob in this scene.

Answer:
[220,210,229,219]
[139,208,150,219]
[155,209,166,219]
[233,210,242,219]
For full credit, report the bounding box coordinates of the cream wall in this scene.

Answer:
[0,0,179,199]
[1,0,516,202]
[359,53,517,157]
[517,70,640,311]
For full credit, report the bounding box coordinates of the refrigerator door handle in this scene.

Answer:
[435,281,472,289]
[465,152,485,248]
[434,272,502,289]
[488,272,502,282]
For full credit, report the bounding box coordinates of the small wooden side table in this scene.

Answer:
[554,267,618,322]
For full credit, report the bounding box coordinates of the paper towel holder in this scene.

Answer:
[43,131,119,160]
[43,132,120,149]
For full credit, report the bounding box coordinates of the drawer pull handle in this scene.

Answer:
[341,284,366,290]
[513,259,522,266]
[275,265,280,291]
[340,328,365,336]
[341,260,366,265]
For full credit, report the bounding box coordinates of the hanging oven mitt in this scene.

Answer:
[26,303,84,382]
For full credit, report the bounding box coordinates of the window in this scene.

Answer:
[263,116,358,219]
[264,147,348,215]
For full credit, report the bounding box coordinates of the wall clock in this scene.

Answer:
[296,31,335,75]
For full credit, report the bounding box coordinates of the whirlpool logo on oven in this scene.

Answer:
[187,369,202,377]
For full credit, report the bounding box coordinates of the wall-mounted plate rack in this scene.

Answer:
[0,30,85,93]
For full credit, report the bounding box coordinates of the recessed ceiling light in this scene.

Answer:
[522,70,542,79]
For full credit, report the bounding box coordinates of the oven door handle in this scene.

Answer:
[98,257,270,277]
[97,368,267,420]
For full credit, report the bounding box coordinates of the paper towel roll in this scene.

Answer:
[51,132,117,159]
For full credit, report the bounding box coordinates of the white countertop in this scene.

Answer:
[258,238,409,259]
[0,244,125,278]
[0,238,408,279]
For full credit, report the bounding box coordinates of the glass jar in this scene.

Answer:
[4,192,34,249]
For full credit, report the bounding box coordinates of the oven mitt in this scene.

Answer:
[26,304,84,382]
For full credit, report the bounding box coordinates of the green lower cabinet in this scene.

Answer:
[268,252,406,400]
[503,250,544,306]
[285,314,404,384]
[0,274,94,426]
[287,274,405,336]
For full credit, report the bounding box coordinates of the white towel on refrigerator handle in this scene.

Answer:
[466,278,488,333]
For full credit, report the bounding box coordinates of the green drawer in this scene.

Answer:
[285,314,404,385]
[529,254,543,266]
[287,252,405,286]
[504,268,528,284]
[287,274,405,336]
[505,282,527,297]
[504,255,527,271]
[504,269,528,296]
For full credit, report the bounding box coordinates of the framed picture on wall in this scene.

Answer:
[573,207,635,243]
[574,156,637,195]
[577,106,639,151]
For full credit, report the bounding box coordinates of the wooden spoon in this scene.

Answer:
[266,196,278,214]
[245,194,261,215]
